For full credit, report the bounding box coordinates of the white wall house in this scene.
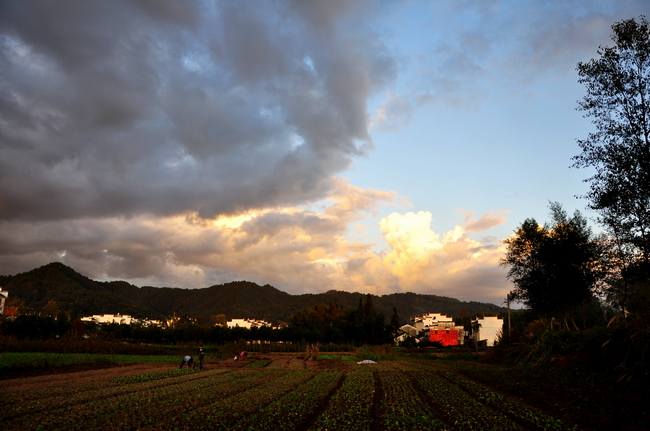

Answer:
[406,313,465,346]
[472,316,503,347]
[81,314,162,326]
[0,288,7,315]
[81,314,136,325]
[227,318,273,329]
[411,313,457,331]
[394,324,418,345]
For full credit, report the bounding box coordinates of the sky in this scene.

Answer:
[1,0,649,307]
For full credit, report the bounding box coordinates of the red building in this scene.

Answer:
[429,329,460,346]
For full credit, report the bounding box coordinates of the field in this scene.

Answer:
[0,352,598,431]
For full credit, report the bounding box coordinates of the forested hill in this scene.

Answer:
[1,262,504,323]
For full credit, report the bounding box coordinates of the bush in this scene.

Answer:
[599,317,650,382]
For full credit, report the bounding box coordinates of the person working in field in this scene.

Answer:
[179,355,194,369]
[197,345,205,370]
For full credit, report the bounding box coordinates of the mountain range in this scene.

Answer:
[0,262,505,324]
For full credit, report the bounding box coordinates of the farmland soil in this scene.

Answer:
[2,355,647,430]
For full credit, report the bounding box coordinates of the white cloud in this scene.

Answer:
[461,210,510,233]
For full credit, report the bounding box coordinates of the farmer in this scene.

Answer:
[239,351,248,360]
[179,355,194,369]
[197,345,205,370]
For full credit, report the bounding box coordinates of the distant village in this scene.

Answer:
[398,312,502,347]
[1,287,503,346]
[79,312,503,347]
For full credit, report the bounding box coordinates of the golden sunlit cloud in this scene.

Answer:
[213,213,257,229]
[377,211,505,290]
[0,180,511,304]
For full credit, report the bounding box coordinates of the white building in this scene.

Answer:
[394,324,418,345]
[406,313,465,346]
[411,313,456,331]
[81,314,137,325]
[0,288,7,315]
[227,318,273,329]
[81,314,162,326]
[472,316,503,347]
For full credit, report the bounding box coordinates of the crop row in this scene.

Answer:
[3,363,580,431]
[307,369,375,431]
[412,370,521,430]
[379,371,447,430]
[110,368,191,384]
[378,359,431,371]
[441,372,577,431]
[79,369,289,431]
[161,369,318,430]
[2,378,105,407]
[2,366,208,407]
[231,370,342,430]
[4,369,272,430]
[2,368,223,421]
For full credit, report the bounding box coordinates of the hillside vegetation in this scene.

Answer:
[1,262,503,323]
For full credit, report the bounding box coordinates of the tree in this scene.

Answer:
[390,307,400,333]
[501,203,604,321]
[573,16,650,270]
[210,314,227,327]
[5,297,28,315]
[600,239,650,317]
[41,300,60,318]
[471,320,482,352]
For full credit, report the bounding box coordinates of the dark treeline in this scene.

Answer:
[286,295,396,345]
[0,294,395,347]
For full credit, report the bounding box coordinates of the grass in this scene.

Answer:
[0,352,107,369]
[318,354,359,361]
[0,351,180,379]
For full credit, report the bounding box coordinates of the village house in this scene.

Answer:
[0,288,22,317]
[81,314,136,324]
[393,323,418,345]
[227,318,275,329]
[472,315,503,347]
[0,287,7,315]
[80,314,161,326]
[412,312,455,331]
[410,312,465,346]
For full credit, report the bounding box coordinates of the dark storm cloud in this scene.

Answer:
[0,0,395,221]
